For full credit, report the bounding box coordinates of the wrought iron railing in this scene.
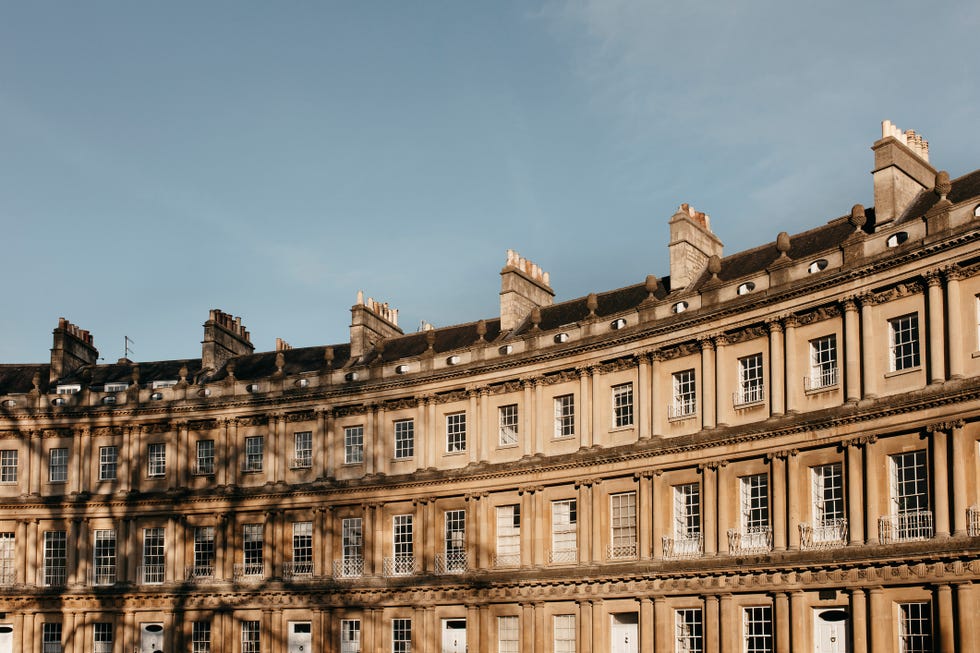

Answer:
[799,519,848,549]
[878,511,933,543]
[281,561,315,579]
[662,533,703,559]
[435,551,467,574]
[728,526,773,554]
[804,367,839,391]
[549,548,577,564]
[333,557,364,579]
[607,542,638,560]
[968,506,980,537]
[492,552,521,568]
[185,565,215,582]
[733,383,766,407]
[138,564,165,584]
[233,562,265,580]
[90,565,117,586]
[382,555,418,577]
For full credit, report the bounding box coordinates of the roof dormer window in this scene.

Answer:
[151,380,177,390]
[886,232,908,247]
[672,301,688,314]
[105,382,129,393]
[737,282,756,296]
[56,384,80,395]
[554,333,570,344]
[395,364,410,374]
[446,355,462,365]
[498,344,513,355]
[610,318,627,330]
[808,259,828,274]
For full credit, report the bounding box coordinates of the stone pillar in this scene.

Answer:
[651,471,664,559]
[70,428,83,494]
[174,420,188,489]
[466,494,481,571]
[320,408,334,479]
[426,398,437,469]
[521,603,534,653]
[849,588,867,653]
[946,268,965,378]
[859,294,878,398]
[638,353,652,439]
[774,592,790,653]
[786,451,801,550]
[784,316,799,413]
[269,413,282,484]
[956,583,977,653]
[653,595,669,653]
[862,437,879,545]
[375,403,387,475]
[789,591,805,652]
[640,597,655,653]
[522,380,534,457]
[926,271,947,383]
[650,351,664,437]
[868,587,887,652]
[591,600,604,653]
[714,335,730,427]
[590,366,602,447]
[701,464,718,556]
[705,595,720,653]
[66,519,78,586]
[936,584,955,653]
[719,593,734,653]
[15,520,26,584]
[466,604,479,653]
[841,298,861,397]
[700,339,716,429]
[578,600,593,653]
[217,418,230,487]
[951,422,970,537]
[479,387,491,461]
[769,320,785,416]
[577,481,592,563]
[771,453,787,552]
[637,472,653,560]
[928,424,951,537]
[364,404,376,475]
[591,479,604,562]
[846,440,865,546]
[467,391,478,464]
[534,378,546,452]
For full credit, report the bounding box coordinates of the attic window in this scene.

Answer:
[554,333,570,344]
[1,399,15,408]
[197,388,211,398]
[395,364,410,375]
[808,259,828,274]
[446,355,461,366]
[102,396,117,405]
[886,232,909,247]
[56,384,80,395]
[498,345,513,355]
[295,378,310,388]
[344,372,359,382]
[672,301,688,314]
[151,380,177,389]
[610,318,627,330]
[105,382,129,393]
[974,204,980,217]
[737,282,756,296]
[51,397,67,406]
[149,392,164,401]
[245,384,260,393]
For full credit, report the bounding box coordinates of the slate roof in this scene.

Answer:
[0,365,50,395]
[898,169,980,223]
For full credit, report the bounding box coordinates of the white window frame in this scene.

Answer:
[293,431,313,468]
[193,526,215,577]
[92,529,116,586]
[811,463,844,525]
[551,499,577,562]
[889,313,920,371]
[898,602,932,653]
[553,614,576,653]
[93,622,113,653]
[611,382,634,428]
[807,334,838,390]
[292,521,313,574]
[497,615,519,653]
[743,606,773,653]
[192,621,211,653]
[0,450,16,483]
[141,527,165,584]
[671,369,697,418]
[42,623,63,653]
[195,440,215,475]
[392,618,411,653]
[736,354,765,406]
[554,394,575,438]
[392,514,414,575]
[43,530,67,586]
[609,492,637,558]
[675,608,703,653]
[243,435,264,472]
[49,447,68,483]
[342,517,363,572]
[98,446,117,481]
[243,523,264,576]
[673,483,701,539]
[241,620,260,653]
[344,426,364,465]
[0,532,14,585]
[340,619,361,653]
[495,505,521,567]
[498,404,519,446]
[446,412,467,453]
[394,420,414,460]
[147,443,166,478]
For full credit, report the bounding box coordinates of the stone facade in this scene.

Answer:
[0,121,978,652]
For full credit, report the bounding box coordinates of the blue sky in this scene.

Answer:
[2,1,978,364]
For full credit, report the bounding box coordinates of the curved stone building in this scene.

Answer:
[0,121,978,652]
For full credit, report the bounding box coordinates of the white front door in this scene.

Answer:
[610,612,638,653]
[441,619,466,653]
[0,625,12,653]
[814,608,849,653]
[140,623,164,653]
[289,621,312,653]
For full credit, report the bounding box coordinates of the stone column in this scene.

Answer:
[375,403,387,475]
[466,494,481,571]
[534,378,546,452]
[928,424,951,537]
[945,268,965,378]
[638,352,652,439]
[769,320,785,416]
[784,316,799,413]
[650,351,665,437]
[651,471,664,559]
[637,472,653,560]
[862,436,879,545]
[771,453,787,552]
[640,597,655,653]
[653,596,669,653]
[590,366,602,447]
[705,595,720,653]
[714,335,730,427]
[364,404,376,475]
[467,390,478,464]
[269,413,282,484]
[841,298,861,398]
[591,600,604,653]
[578,600,593,653]
[846,440,865,545]
[317,408,330,479]
[849,588,867,653]
[719,594,734,653]
[868,587,887,652]
[786,451,801,550]
[951,422,970,537]
[926,271,947,383]
[174,421,188,489]
[774,592,790,653]
[700,339,717,430]
[522,379,534,457]
[15,520,26,584]
[70,428,83,494]
[479,387,491,461]
[591,478,604,562]
[577,481,592,563]
[66,519,78,587]
[466,604,479,653]
[956,583,977,653]
[789,591,805,651]
[859,294,878,398]
[426,398,437,469]
[217,418,231,487]
[936,584,955,653]
[701,463,718,556]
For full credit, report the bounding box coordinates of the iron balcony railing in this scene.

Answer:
[382,555,418,577]
[185,565,215,582]
[879,511,933,543]
[0,567,15,586]
[804,367,839,391]
[799,519,848,549]
[333,556,364,579]
[290,456,312,469]
[192,462,215,476]
[733,383,766,407]
[668,401,697,420]
[549,548,577,564]
[728,526,773,555]
[607,542,638,560]
[967,506,980,537]
[234,563,265,580]
[281,561,315,579]
[90,565,117,586]
[662,533,703,559]
[435,551,468,575]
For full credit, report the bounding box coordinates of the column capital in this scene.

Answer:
[766,319,784,334]
[783,314,800,328]
[698,337,715,352]
[923,269,944,287]
[926,420,964,434]
[944,266,966,282]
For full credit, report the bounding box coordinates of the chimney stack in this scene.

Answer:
[668,203,724,291]
[49,317,99,383]
[350,292,404,359]
[872,120,936,225]
[202,309,254,372]
[499,250,555,332]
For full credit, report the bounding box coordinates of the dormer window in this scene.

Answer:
[344,372,359,382]
[554,333,570,344]
[395,364,410,375]
[197,388,212,398]
[446,355,461,366]
[498,345,513,355]
[295,378,310,388]
[672,301,688,314]
[56,384,80,395]
[808,259,828,274]
[51,397,67,406]
[886,232,909,247]
[1,399,16,408]
[736,282,756,296]
[102,396,117,405]
[104,382,129,393]
[149,392,164,401]
[151,380,177,390]
[610,318,627,330]
[245,384,260,394]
